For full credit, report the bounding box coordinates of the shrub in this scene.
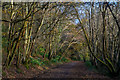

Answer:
[61,57,70,62]
[85,61,96,70]
[30,57,41,66]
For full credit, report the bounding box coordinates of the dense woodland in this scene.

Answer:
[1,2,120,78]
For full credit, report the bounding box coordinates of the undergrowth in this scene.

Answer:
[85,61,97,71]
[29,48,71,69]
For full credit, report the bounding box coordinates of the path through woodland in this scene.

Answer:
[34,61,113,79]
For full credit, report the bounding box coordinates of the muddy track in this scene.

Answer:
[34,61,113,79]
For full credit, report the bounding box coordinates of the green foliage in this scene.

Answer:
[40,53,44,56]
[37,58,41,61]
[85,61,96,70]
[30,57,50,66]
[30,57,41,66]
[19,47,24,53]
[45,53,48,58]
[39,48,45,52]
[50,55,60,63]
[85,61,92,67]
[70,57,77,61]
[51,58,58,63]
[61,57,70,62]
[79,55,83,60]
[85,56,90,61]
[29,54,70,67]
[36,48,45,57]
[50,56,70,63]
[2,71,6,76]
[43,60,49,65]
[25,63,30,69]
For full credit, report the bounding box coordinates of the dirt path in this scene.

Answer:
[34,61,112,79]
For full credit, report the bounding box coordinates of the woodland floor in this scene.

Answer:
[34,61,113,79]
[3,61,119,80]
